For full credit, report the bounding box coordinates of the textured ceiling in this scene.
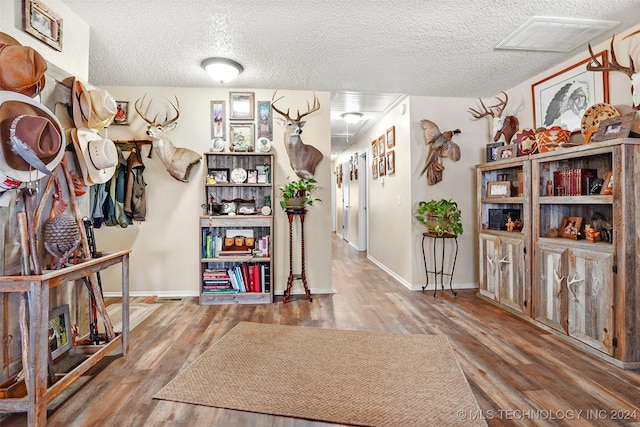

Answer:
[59,0,640,156]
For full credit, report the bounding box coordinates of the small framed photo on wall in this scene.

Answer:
[210,100,225,139]
[113,101,129,125]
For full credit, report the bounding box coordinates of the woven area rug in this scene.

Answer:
[154,322,485,426]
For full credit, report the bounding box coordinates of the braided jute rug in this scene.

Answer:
[154,322,486,426]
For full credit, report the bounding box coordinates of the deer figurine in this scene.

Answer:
[134,94,201,182]
[469,91,519,144]
[271,91,323,179]
[587,31,640,109]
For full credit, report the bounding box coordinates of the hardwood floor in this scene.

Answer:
[3,233,640,426]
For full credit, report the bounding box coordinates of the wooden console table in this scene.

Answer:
[0,250,130,426]
[284,208,312,303]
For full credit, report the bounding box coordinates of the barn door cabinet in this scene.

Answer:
[476,157,531,316]
[530,138,640,367]
[200,152,274,305]
[477,139,640,368]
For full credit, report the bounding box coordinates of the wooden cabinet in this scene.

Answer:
[476,158,531,316]
[477,138,640,368]
[200,152,274,305]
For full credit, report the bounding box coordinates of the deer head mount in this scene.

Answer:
[469,91,519,144]
[271,90,323,179]
[587,31,640,109]
[134,94,201,182]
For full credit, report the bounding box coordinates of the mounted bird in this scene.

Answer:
[419,120,461,186]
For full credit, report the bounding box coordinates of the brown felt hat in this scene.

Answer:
[0,91,64,181]
[0,32,47,98]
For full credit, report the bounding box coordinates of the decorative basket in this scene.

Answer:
[536,126,571,152]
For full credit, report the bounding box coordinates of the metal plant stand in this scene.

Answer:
[421,232,458,297]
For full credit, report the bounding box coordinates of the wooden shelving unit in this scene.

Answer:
[200,152,274,304]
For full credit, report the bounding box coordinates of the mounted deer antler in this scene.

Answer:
[134,94,201,182]
[468,91,508,119]
[271,90,323,179]
[587,32,640,108]
[469,91,518,144]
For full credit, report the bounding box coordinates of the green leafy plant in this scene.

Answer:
[414,199,463,236]
[278,177,321,210]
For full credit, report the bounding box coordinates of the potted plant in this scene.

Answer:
[278,177,321,210]
[414,199,463,236]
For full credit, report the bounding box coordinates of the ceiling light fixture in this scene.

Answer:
[201,57,244,83]
[341,112,363,124]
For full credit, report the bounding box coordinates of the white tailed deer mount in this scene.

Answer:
[134,94,201,182]
[587,31,640,109]
[271,91,323,179]
[469,91,519,144]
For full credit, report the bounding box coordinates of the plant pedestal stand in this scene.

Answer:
[421,232,458,297]
[284,208,312,303]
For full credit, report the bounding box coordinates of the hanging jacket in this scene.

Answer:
[105,147,131,228]
[125,146,147,221]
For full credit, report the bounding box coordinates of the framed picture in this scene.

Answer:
[371,139,379,157]
[600,171,613,195]
[209,168,230,183]
[485,142,503,162]
[247,169,258,184]
[113,101,129,125]
[210,100,225,139]
[487,181,511,197]
[378,135,386,157]
[532,51,609,132]
[257,101,272,140]
[591,112,634,143]
[49,304,71,360]
[23,0,63,51]
[378,156,386,176]
[229,92,255,120]
[496,145,517,160]
[387,150,395,174]
[255,164,269,184]
[386,126,395,148]
[229,122,255,152]
[560,216,583,240]
[372,160,378,179]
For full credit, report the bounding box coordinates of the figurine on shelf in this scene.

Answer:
[546,180,553,196]
[584,224,600,242]
[506,217,515,232]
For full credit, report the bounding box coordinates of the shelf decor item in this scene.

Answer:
[560,216,583,240]
[414,199,463,236]
[49,304,72,360]
[487,181,511,197]
[278,177,321,210]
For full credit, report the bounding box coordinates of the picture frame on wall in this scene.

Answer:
[257,101,272,140]
[532,51,609,132]
[210,100,225,139]
[23,0,63,51]
[485,142,503,162]
[378,156,386,176]
[378,135,386,157]
[49,305,71,360]
[372,160,378,179]
[386,126,395,148]
[229,92,255,120]
[209,168,230,183]
[113,101,129,125]
[387,150,395,174]
[371,139,379,157]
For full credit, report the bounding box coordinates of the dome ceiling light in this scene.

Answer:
[341,112,363,124]
[201,58,244,83]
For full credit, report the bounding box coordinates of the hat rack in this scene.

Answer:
[112,139,153,157]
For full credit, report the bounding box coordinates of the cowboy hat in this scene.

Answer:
[0,91,65,182]
[71,128,117,184]
[72,79,117,131]
[0,32,47,98]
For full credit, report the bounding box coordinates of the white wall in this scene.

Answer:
[97,88,332,297]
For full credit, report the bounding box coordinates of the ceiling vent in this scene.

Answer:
[495,16,619,52]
